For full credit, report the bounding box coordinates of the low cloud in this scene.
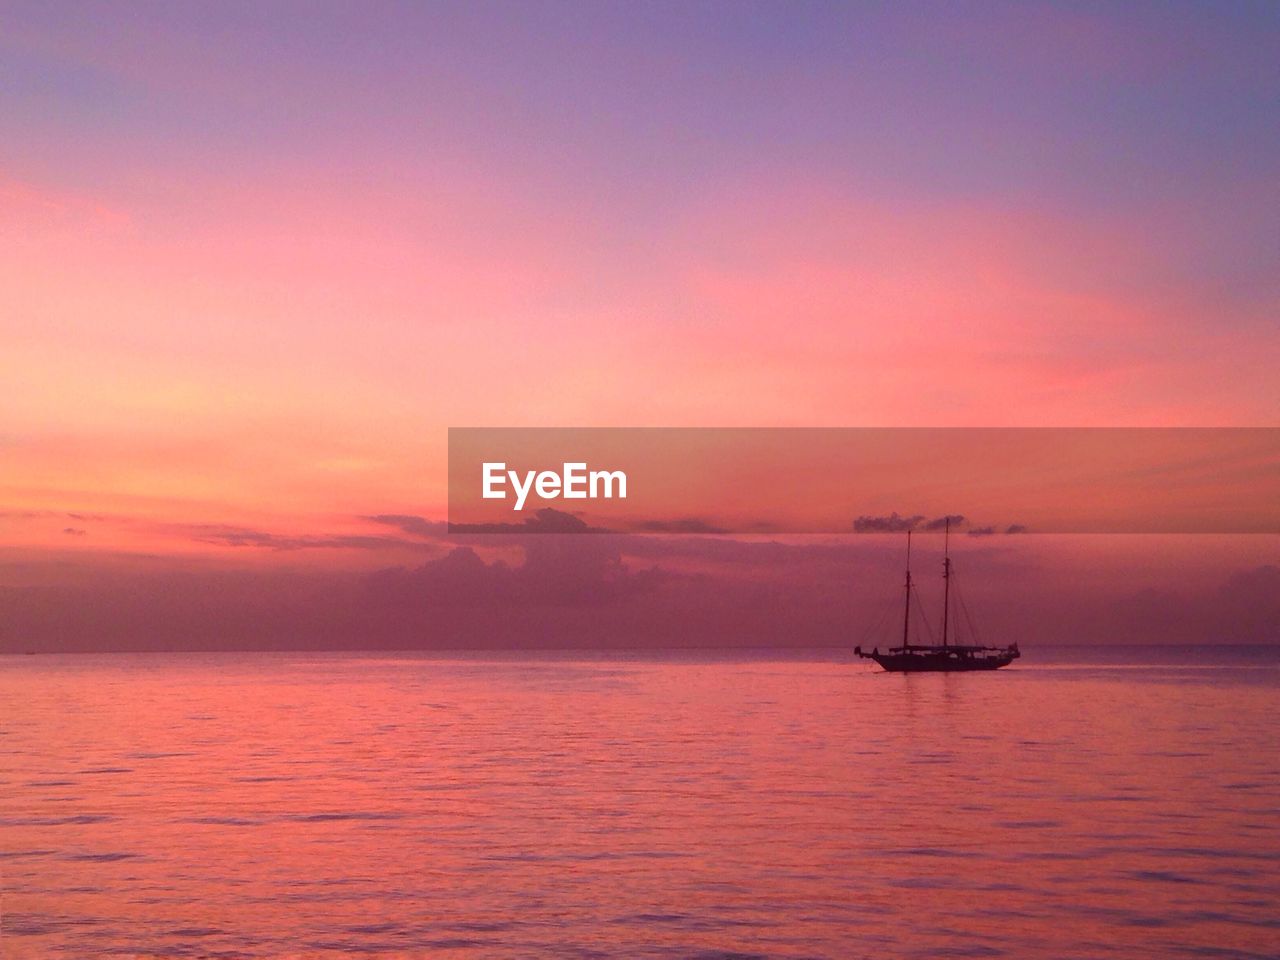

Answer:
[367,535,668,612]
[634,518,729,535]
[968,523,1027,536]
[853,512,924,533]
[185,524,434,553]
[364,515,449,539]
[856,514,1025,536]
[447,508,608,535]
[1,534,1274,652]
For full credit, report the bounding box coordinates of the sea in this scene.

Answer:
[2,646,1278,959]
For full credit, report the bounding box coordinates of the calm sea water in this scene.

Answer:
[3,648,1278,959]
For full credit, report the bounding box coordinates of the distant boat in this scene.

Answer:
[855,519,1020,672]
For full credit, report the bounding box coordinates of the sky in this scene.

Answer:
[1,1,1277,650]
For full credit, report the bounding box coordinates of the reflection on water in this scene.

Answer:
[2,648,1278,958]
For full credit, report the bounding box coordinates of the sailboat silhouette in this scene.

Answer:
[855,518,1020,672]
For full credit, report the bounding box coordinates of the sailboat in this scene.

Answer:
[855,519,1020,672]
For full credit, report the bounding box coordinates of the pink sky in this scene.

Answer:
[1,3,1277,650]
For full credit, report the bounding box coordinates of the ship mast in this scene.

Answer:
[901,530,912,649]
[941,517,951,647]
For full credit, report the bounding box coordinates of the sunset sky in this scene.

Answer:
[2,2,1277,650]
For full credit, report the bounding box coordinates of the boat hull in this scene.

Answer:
[869,651,1016,672]
[855,645,1020,672]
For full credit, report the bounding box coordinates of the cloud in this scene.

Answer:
[853,512,924,533]
[967,523,1026,536]
[367,533,667,613]
[633,518,729,535]
[363,515,449,539]
[184,524,435,553]
[1,533,1273,652]
[63,527,87,536]
[1215,565,1280,642]
[1,509,109,524]
[376,510,745,539]
[853,512,972,533]
[446,508,608,535]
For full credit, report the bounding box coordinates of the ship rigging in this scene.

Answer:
[855,518,1020,672]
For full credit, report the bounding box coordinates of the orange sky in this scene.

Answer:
[5,166,1276,559]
